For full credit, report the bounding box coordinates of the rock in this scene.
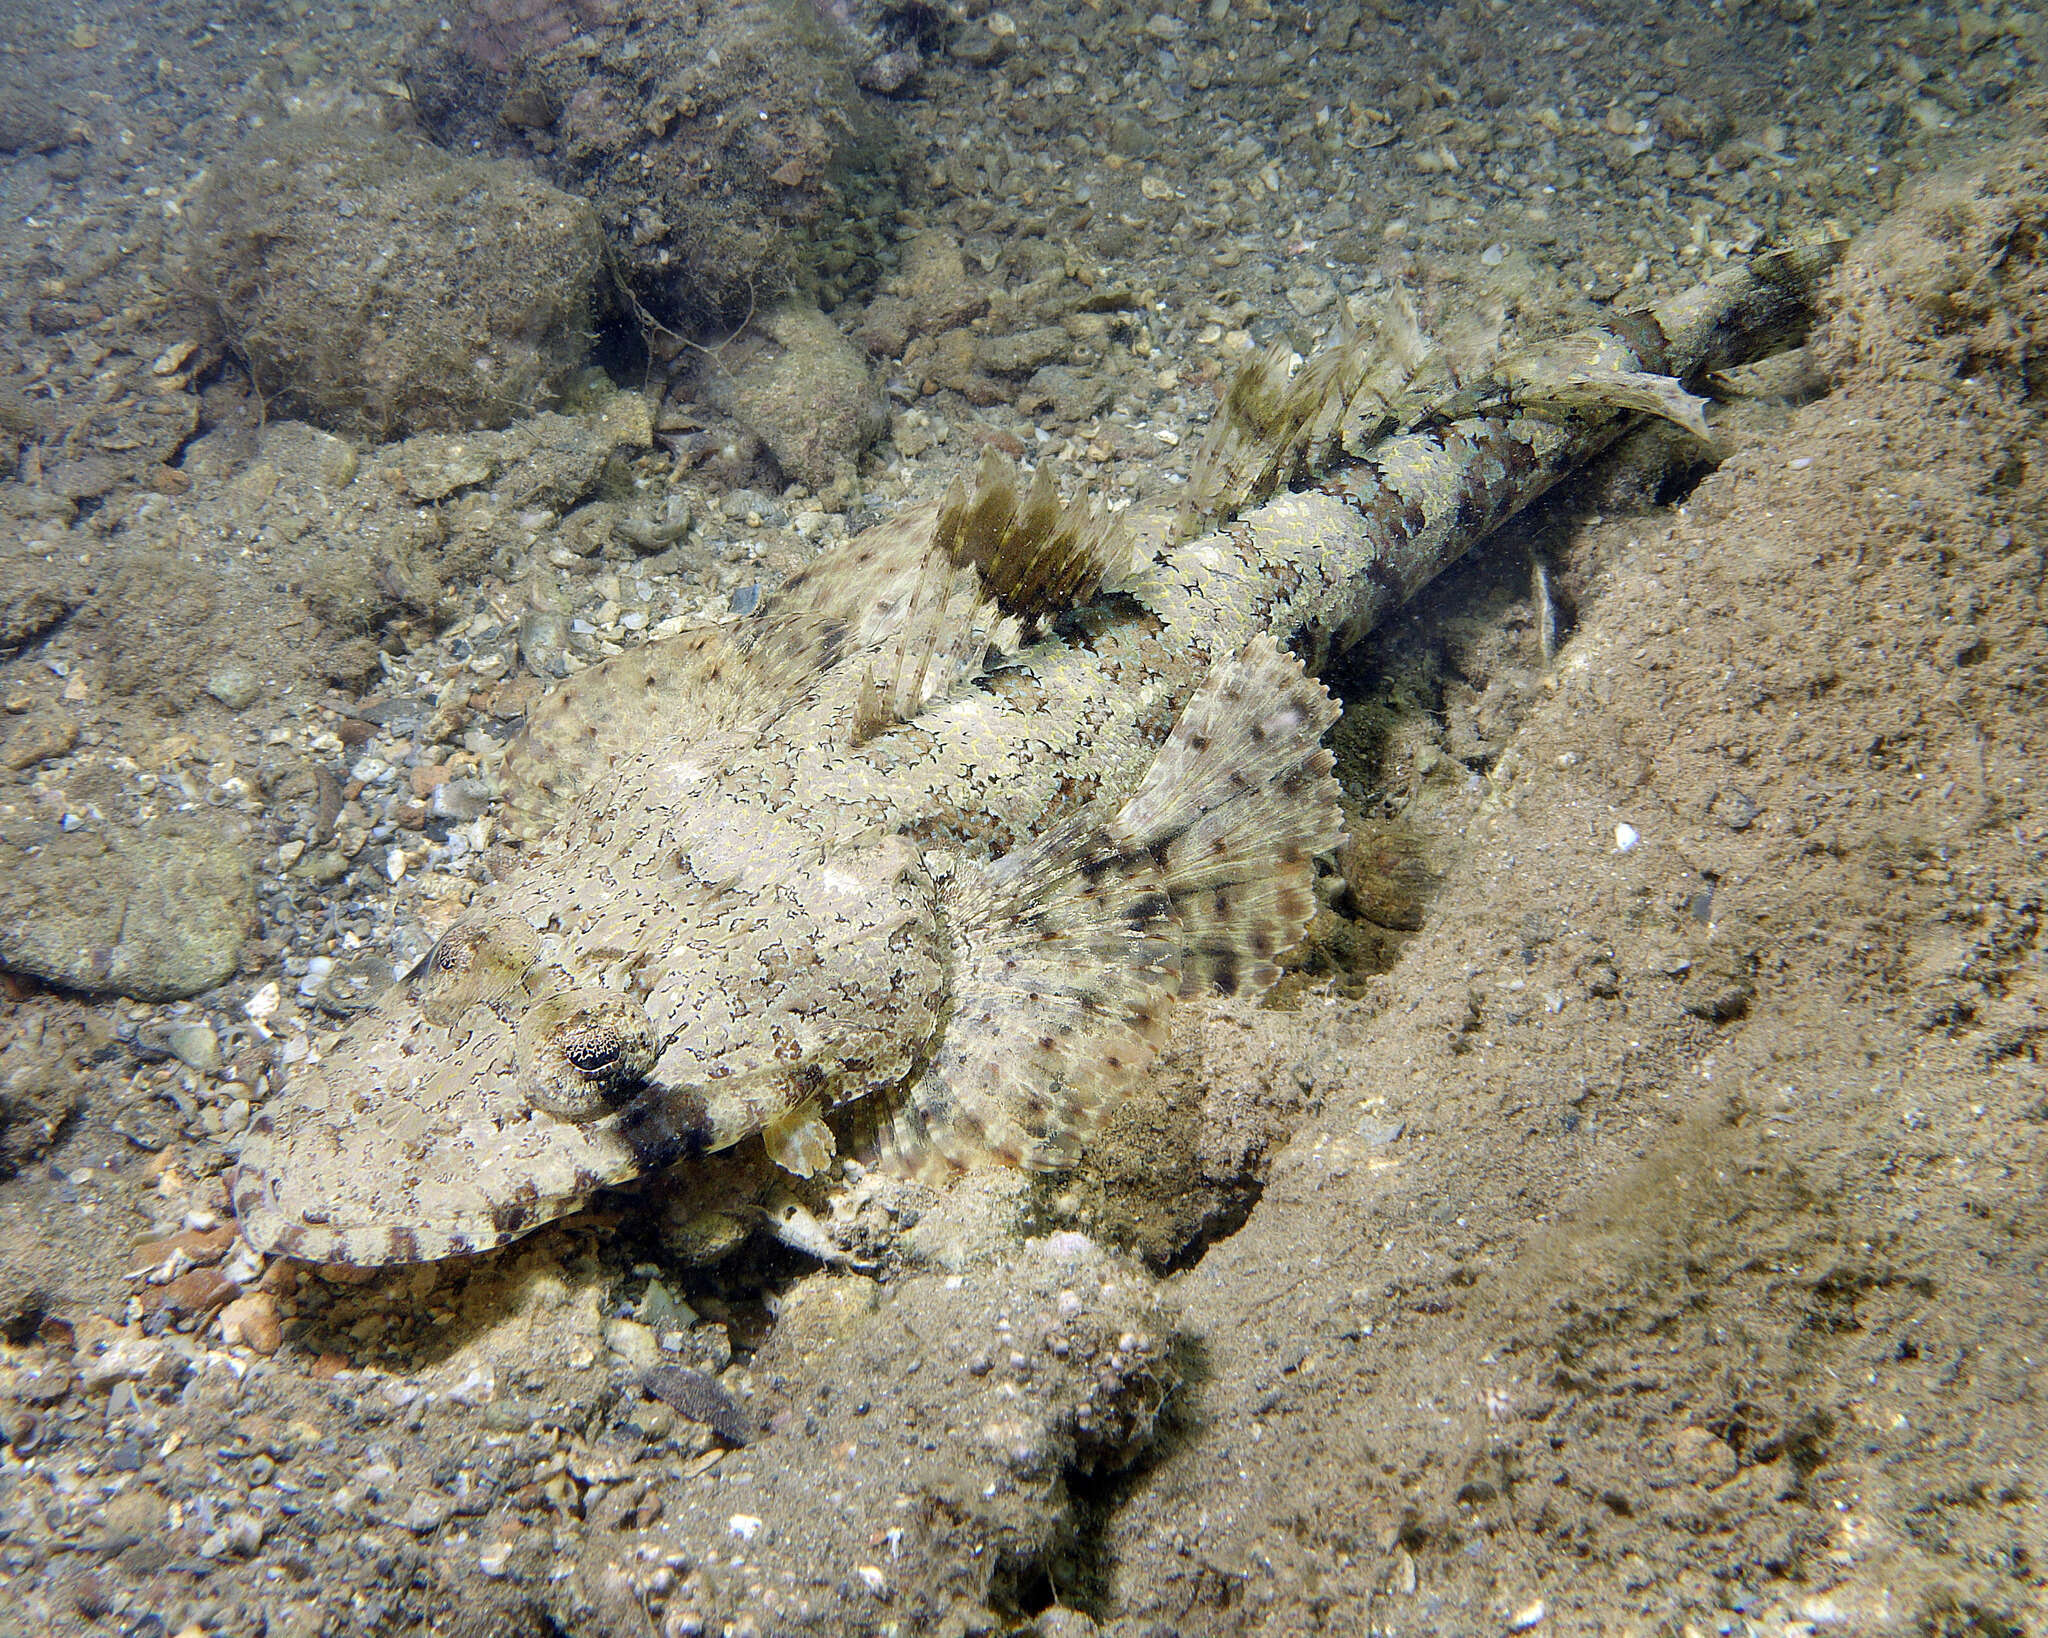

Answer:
[143,1266,237,1326]
[164,1020,222,1075]
[258,421,359,489]
[407,0,896,325]
[0,84,68,154]
[428,778,491,823]
[0,1203,64,1340]
[0,1011,90,1175]
[1671,1425,1740,1486]
[217,1292,282,1356]
[0,538,83,651]
[603,1318,661,1371]
[188,113,606,442]
[0,822,255,1000]
[1,715,78,772]
[715,302,886,493]
[204,666,262,712]
[951,13,1016,66]
[857,45,922,95]
[899,232,988,336]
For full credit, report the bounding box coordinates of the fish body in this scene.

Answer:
[236,241,1841,1265]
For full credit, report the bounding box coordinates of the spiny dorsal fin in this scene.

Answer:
[849,550,995,748]
[933,448,1131,626]
[864,635,1343,1181]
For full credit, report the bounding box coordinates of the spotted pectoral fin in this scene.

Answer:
[866,635,1343,1180]
[761,1097,837,1178]
[1108,633,1345,998]
[862,811,1182,1180]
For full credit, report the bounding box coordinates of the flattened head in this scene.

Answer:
[234,834,949,1267]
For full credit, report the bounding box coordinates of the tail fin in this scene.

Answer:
[867,635,1344,1178]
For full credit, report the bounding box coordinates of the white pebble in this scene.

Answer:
[1613,822,1640,854]
[1509,1599,1547,1630]
[243,980,281,1024]
[728,1514,763,1541]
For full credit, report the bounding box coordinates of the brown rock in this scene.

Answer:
[1,715,78,772]
[1671,1425,1739,1486]
[217,1292,282,1356]
[131,1223,237,1272]
[144,1266,236,1324]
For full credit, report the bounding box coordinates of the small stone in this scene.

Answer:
[223,1512,266,1556]
[404,1493,455,1534]
[164,1021,221,1075]
[1709,788,1759,831]
[217,1292,283,1356]
[857,45,921,95]
[605,1317,662,1370]
[205,666,263,712]
[80,1333,172,1391]
[428,778,490,823]
[1,715,78,771]
[1671,1425,1739,1486]
[950,18,1013,65]
[144,1266,237,1325]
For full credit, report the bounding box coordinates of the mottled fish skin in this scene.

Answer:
[235,240,1842,1267]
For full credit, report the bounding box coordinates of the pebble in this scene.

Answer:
[428,778,490,823]
[1,715,78,771]
[205,665,262,711]
[1671,1425,1740,1485]
[217,1292,283,1356]
[164,1020,222,1076]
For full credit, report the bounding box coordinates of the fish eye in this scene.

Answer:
[413,913,540,1026]
[517,988,658,1121]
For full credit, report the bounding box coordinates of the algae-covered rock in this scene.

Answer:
[188,112,606,443]
[408,0,898,325]
[703,300,885,491]
[0,822,254,1001]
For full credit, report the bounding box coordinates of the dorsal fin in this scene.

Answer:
[503,460,1134,827]
[933,448,1133,626]
[1182,291,1436,532]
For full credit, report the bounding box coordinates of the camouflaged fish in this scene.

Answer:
[234,240,1841,1265]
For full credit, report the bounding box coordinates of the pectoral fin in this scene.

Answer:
[867,634,1344,1179]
